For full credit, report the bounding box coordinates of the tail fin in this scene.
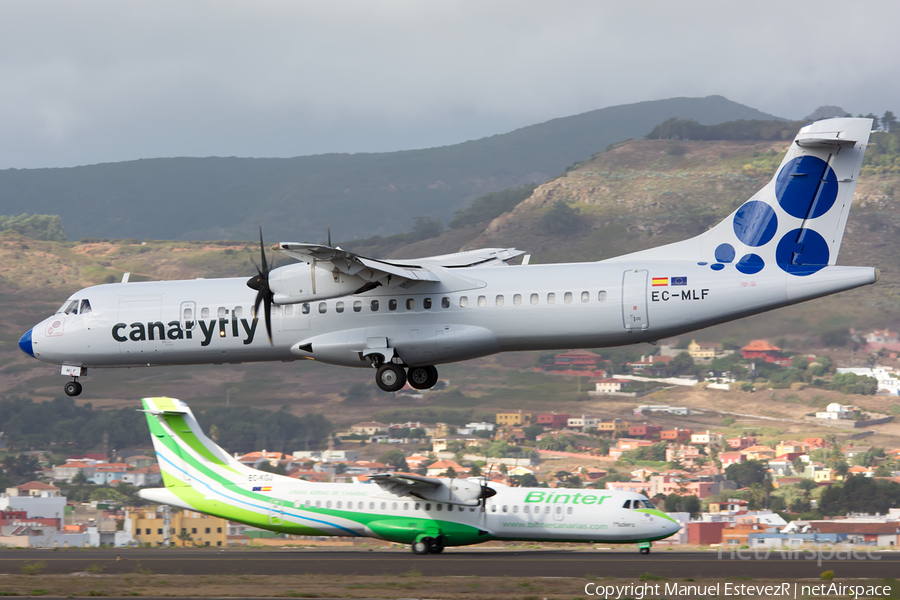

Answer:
[610,117,873,276]
[141,397,253,489]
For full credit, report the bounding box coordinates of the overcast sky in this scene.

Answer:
[1,1,897,169]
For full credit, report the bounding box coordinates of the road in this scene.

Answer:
[2,548,897,579]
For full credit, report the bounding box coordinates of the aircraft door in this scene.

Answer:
[180,302,196,337]
[621,269,649,332]
[269,499,283,526]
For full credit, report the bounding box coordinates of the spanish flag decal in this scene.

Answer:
[651,277,668,287]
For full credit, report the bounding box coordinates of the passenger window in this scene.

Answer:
[183,307,193,322]
[305,500,310,508]
[441,297,450,309]
[513,505,518,513]
[217,307,226,318]
[623,500,631,509]
[284,304,293,315]
[80,300,92,314]
[336,501,342,508]
[415,502,420,510]
[403,503,409,510]
[425,503,431,511]
[477,295,486,307]
[326,501,332,508]
[389,299,397,311]
[302,303,310,314]
[502,505,508,513]
[545,506,550,514]
[371,300,379,311]
[513,294,522,306]
[555,506,561,515]
[318,302,327,314]
[491,504,497,512]
[233,306,242,318]
[424,298,432,309]
[564,292,573,304]
[547,292,556,304]
[524,505,529,513]
[437,503,443,511]
[316,501,321,508]
[201,307,210,319]
[496,295,504,306]
[581,291,590,303]
[336,301,344,313]
[64,300,79,314]
[392,502,397,510]
[459,296,468,308]
[353,301,362,313]
[381,502,386,509]
[406,299,414,310]
[598,290,607,302]
[530,293,538,305]
[369,502,374,509]
[567,506,573,515]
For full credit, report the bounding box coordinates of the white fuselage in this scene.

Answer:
[25,259,877,370]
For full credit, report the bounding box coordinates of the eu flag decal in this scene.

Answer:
[670,276,688,286]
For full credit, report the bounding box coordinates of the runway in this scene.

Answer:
[2,548,898,579]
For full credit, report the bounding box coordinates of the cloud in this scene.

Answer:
[0,0,897,168]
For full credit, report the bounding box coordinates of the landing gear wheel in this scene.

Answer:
[429,537,445,554]
[412,538,432,555]
[640,547,650,555]
[407,365,439,390]
[64,380,82,397]
[376,364,407,392]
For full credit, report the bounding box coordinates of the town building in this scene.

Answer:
[690,431,723,446]
[726,436,757,450]
[815,403,856,420]
[628,354,674,375]
[592,379,634,394]
[596,418,629,435]
[553,350,603,367]
[536,413,570,429]
[687,339,722,361]
[496,411,532,427]
[629,424,662,440]
[660,428,692,444]
[128,509,228,547]
[567,415,601,429]
[349,422,389,436]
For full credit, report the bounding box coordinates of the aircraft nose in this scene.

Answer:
[18,328,34,357]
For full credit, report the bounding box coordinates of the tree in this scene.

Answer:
[510,473,538,487]
[523,424,545,441]
[71,471,88,485]
[725,459,769,488]
[540,201,584,235]
[378,450,409,471]
[669,352,695,375]
[883,110,897,133]
[468,463,482,477]
[664,494,700,517]
[444,466,458,479]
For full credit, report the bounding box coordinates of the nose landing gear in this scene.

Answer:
[61,365,86,397]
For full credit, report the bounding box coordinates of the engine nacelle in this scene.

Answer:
[268,262,367,304]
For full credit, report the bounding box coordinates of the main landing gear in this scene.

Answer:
[638,542,651,555]
[62,365,86,397]
[411,536,444,555]
[373,362,439,393]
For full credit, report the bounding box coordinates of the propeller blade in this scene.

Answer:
[258,225,268,273]
[327,224,332,247]
[263,293,274,345]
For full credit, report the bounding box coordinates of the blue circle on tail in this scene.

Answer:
[775,228,829,276]
[775,156,838,219]
[736,253,765,275]
[733,201,778,247]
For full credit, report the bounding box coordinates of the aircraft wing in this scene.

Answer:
[273,243,524,288]
[367,473,443,497]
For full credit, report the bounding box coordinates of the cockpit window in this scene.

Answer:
[642,500,655,509]
[79,299,92,314]
[63,300,79,315]
[622,500,631,509]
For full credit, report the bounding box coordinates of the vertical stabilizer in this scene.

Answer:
[607,118,873,277]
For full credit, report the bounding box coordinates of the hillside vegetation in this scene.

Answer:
[0,96,776,243]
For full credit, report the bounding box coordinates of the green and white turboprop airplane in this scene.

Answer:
[139,397,681,554]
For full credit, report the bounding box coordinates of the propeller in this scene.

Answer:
[478,463,497,509]
[246,225,275,346]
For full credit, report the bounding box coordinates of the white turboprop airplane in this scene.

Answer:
[138,397,681,554]
[20,118,877,396]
